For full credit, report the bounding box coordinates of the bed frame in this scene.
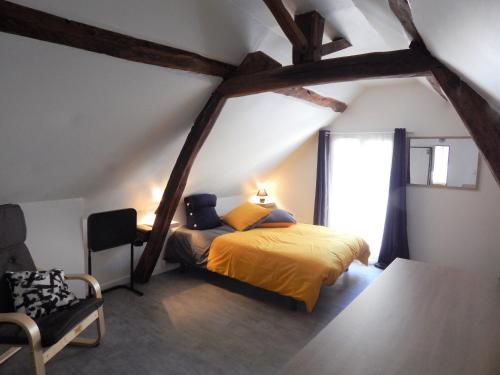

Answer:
[177,261,349,311]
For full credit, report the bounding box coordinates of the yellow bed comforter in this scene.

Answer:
[207,224,370,312]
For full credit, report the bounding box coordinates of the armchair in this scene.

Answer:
[0,204,105,375]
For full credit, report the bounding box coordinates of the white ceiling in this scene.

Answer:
[0,0,497,204]
[353,0,500,109]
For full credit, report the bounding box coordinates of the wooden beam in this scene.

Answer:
[237,51,281,73]
[293,11,325,64]
[388,0,421,42]
[239,52,347,112]
[425,74,448,101]
[133,52,347,281]
[389,0,500,183]
[0,1,343,111]
[276,87,347,112]
[389,0,447,100]
[431,66,500,185]
[218,49,438,97]
[321,38,352,56]
[262,0,308,51]
[0,0,235,78]
[133,91,227,282]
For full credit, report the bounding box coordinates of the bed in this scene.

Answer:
[165,223,370,312]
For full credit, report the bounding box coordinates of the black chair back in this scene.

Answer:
[0,204,36,312]
[87,209,137,252]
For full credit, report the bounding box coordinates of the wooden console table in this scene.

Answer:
[280,259,500,375]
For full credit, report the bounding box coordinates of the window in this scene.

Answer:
[431,145,449,185]
[329,133,393,261]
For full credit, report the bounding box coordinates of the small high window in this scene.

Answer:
[431,145,450,185]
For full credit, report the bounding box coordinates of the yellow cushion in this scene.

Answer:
[223,202,271,231]
[256,222,295,228]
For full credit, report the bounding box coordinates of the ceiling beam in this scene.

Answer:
[218,48,438,97]
[431,66,500,185]
[321,38,351,56]
[0,0,236,78]
[262,0,308,51]
[239,51,347,112]
[389,0,500,184]
[424,74,448,101]
[263,2,351,60]
[276,87,347,112]
[388,0,447,100]
[0,1,344,111]
[133,90,228,282]
[293,11,325,64]
[237,51,282,74]
[133,51,346,281]
[388,0,421,42]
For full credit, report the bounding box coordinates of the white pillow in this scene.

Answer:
[4,269,79,318]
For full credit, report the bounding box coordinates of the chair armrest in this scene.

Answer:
[0,312,42,347]
[65,274,102,298]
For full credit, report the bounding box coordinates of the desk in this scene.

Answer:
[280,259,500,375]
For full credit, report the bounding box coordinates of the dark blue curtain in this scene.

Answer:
[376,128,410,269]
[313,130,330,226]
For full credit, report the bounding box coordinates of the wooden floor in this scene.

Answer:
[1,263,381,375]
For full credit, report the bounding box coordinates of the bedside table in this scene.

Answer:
[135,224,152,245]
[256,202,277,209]
[135,221,180,246]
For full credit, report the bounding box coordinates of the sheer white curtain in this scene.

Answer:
[329,132,393,261]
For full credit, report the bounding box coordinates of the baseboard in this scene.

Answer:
[101,262,180,290]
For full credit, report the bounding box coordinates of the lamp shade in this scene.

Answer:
[256,189,268,197]
[256,188,268,204]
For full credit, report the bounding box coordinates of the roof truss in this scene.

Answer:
[262,0,351,60]
[0,0,235,77]
[0,0,342,112]
[136,0,500,281]
[389,0,500,184]
[1,0,498,282]
[217,48,437,97]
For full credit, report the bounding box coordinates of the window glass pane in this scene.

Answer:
[432,145,449,185]
[329,133,393,261]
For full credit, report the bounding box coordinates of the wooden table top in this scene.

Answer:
[280,259,500,375]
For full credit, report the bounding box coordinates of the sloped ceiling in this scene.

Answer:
[0,0,369,204]
[353,0,500,110]
[1,0,497,205]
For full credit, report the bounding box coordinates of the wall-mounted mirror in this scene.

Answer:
[408,137,479,190]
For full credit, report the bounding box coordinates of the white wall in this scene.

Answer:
[246,134,318,224]
[261,81,500,276]
[20,198,87,296]
[13,194,247,293]
[332,81,500,276]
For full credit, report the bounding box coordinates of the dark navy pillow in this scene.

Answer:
[184,194,221,230]
[184,194,217,210]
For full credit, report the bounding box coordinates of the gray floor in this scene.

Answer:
[1,263,381,375]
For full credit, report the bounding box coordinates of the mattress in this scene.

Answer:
[165,223,369,312]
[164,225,234,267]
[207,224,370,312]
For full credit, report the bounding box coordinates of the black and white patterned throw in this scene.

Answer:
[4,269,79,318]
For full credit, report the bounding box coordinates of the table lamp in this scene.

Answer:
[256,188,268,203]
